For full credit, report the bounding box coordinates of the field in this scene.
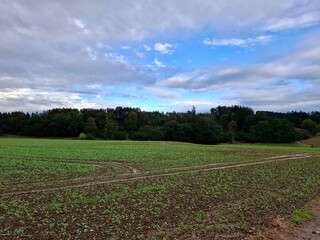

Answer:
[299,136,320,147]
[1,138,320,239]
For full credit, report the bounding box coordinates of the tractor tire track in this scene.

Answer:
[0,154,315,197]
[1,160,139,191]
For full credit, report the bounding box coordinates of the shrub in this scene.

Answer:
[79,132,87,140]
[86,133,95,140]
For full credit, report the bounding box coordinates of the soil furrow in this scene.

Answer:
[0,154,314,197]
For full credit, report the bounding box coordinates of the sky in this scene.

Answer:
[1,0,320,113]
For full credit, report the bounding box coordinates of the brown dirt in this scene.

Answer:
[246,199,320,240]
[0,153,312,196]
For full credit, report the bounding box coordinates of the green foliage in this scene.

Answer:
[103,116,118,139]
[301,118,318,136]
[179,223,192,232]
[291,207,313,224]
[85,133,95,140]
[125,111,138,131]
[227,120,237,143]
[79,132,86,140]
[256,119,297,143]
[0,106,319,144]
[137,185,163,193]
[84,117,97,135]
[130,125,164,141]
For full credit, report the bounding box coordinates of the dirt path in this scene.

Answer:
[286,200,320,240]
[1,159,139,187]
[0,153,314,197]
[247,199,320,240]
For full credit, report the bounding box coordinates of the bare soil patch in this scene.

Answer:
[247,199,320,240]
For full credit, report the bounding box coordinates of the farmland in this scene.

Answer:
[1,138,320,239]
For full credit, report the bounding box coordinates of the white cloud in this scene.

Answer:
[142,87,179,98]
[68,17,90,35]
[226,86,320,112]
[135,51,145,58]
[121,46,131,50]
[71,99,134,110]
[169,100,220,113]
[69,18,85,29]
[84,46,97,60]
[203,35,273,47]
[153,58,165,68]
[1,1,316,44]
[156,41,320,111]
[1,1,320,113]
[262,12,320,31]
[96,42,111,49]
[298,46,320,62]
[154,43,175,54]
[0,88,82,112]
[143,45,152,51]
[104,52,127,64]
[0,87,136,112]
[157,74,191,88]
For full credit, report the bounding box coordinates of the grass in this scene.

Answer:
[299,136,320,147]
[291,207,313,224]
[0,137,320,239]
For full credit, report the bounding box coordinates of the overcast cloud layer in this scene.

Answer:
[1,0,320,112]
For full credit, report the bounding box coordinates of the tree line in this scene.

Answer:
[0,106,319,144]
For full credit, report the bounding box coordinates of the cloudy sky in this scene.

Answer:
[1,0,320,113]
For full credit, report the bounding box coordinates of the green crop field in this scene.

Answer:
[1,137,320,239]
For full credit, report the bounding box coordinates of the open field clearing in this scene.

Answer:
[299,136,320,148]
[1,138,320,239]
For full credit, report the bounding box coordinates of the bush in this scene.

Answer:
[114,131,127,140]
[301,118,317,136]
[235,131,257,143]
[130,126,164,141]
[79,132,87,140]
[85,133,95,140]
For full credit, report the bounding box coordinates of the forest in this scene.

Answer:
[0,106,319,144]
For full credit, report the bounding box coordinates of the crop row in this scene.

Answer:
[1,156,320,239]
[2,137,314,194]
[0,138,302,171]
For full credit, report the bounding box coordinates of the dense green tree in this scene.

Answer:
[21,113,45,137]
[163,121,181,141]
[0,105,313,144]
[256,120,273,142]
[6,112,28,134]
[84,117,97,135]
[137,112,150,128]
[149,111,166,126]
[0,114,6,135]
[301,118,318,136]
[219,114,229,129]
[125,112,138,131]
[102,112,118,139]
[227,120,237,143]
[311,112,320,125]
[271,118,297,143]
[130,125,164,140]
